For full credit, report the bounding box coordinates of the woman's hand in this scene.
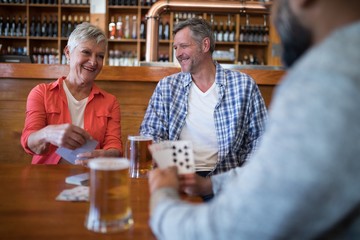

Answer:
[27,123,91,154]
[75,149,121,166]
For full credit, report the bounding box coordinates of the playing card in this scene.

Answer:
[56,139,98,164]
[149,141,195,174]
[56,186,89,202]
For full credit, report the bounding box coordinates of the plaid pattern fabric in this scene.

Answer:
[140,63,268,175]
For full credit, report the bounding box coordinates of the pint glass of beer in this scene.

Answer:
[85,158,133,233]
[126,136,153,178]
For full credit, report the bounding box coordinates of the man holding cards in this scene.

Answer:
[21,23,122,164]
[149,0,360,239]
[140,18,268,182]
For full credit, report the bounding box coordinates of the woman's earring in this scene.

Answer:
[67,58,70,64]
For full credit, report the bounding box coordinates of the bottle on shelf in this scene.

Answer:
[229,21,235,42]
[48,15,53,37]
[61,15,67,37]
[158,20,163,40]
[10,16,16,37]
[131,15,137,39]
[53,16,58,37]
[217,21,223,42]
[124,15,130,39]
[223,18,230,42]
[163,21,169,40]
[35,16,41,37]
[116,16,123,39]
[73,15,79,31]
[263,15,269,43]
[16,16,22,37]
[22,16,27,37]
[66,15,73,37]
[109,16,116,39]
[30,16,36,36]
[140,17,146,39]
[0,16,3,36]
[41,16,47,37]
[213,20,218,41]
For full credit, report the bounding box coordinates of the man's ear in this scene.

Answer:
[202,37,211,53]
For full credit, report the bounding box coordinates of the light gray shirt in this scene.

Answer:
[150,21,360,240]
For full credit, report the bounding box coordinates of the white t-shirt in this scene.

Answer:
[63,81,88,128]
[179,82,219,171]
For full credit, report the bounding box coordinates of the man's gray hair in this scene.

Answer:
[67,22,107,53]
[173,18,215,53]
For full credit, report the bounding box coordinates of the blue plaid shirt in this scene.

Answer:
[140,63,268,175]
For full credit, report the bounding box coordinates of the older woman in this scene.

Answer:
[21,22,122,164]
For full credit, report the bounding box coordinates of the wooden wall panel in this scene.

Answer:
[0,64,283,163]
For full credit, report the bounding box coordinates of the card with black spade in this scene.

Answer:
[148,140,195,174]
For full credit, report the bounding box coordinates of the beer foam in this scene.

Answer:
[88,158,130,171]
[127,135,153,141]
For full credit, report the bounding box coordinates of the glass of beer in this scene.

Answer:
[85,158,133,233]
[126,135,153,178]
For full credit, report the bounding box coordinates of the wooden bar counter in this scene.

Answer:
[0,63,284,163]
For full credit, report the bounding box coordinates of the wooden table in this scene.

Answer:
[0,164,157,240]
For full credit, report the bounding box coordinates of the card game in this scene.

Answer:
[56,139,98,164]
[148,140,195,174]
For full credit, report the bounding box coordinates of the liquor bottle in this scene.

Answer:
[124,15,130,39]
[244,14,250,42]
[41,16,47,37]
[109,16,116,39]
[213,20,218,41]
[3,17,10,37]
[158,20,163,40]
[48,15,53,37]
[79,15,84,23]
[10,16,16,37]
[22,17,27,37]
[66,15,73,37]
[239,24,245,42]
[85,15,90,23]
[174,13,179,26]
[35,16,41,36]
[16,16,22,37]
[61,15,67,37]
[30,16,36,36]
[263,15,269,43]
[223,21,229,42]
[73,15,79,30]
[140,17,146,39]
[164,21,169,40]
[53,15,58,37]
[217,21,223,42]
[131,15,137,39]
[0,16,3,36]
[229,21,235,42]
[116,16,123,39]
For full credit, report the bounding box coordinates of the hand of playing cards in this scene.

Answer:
[148,140,195,174]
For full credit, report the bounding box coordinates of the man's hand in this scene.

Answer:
[179,173,213,197]
[149,166,179,194]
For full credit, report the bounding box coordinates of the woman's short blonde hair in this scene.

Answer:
[67,22,107,53]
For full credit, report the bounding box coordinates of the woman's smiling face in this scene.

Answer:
[65,39,106,85]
